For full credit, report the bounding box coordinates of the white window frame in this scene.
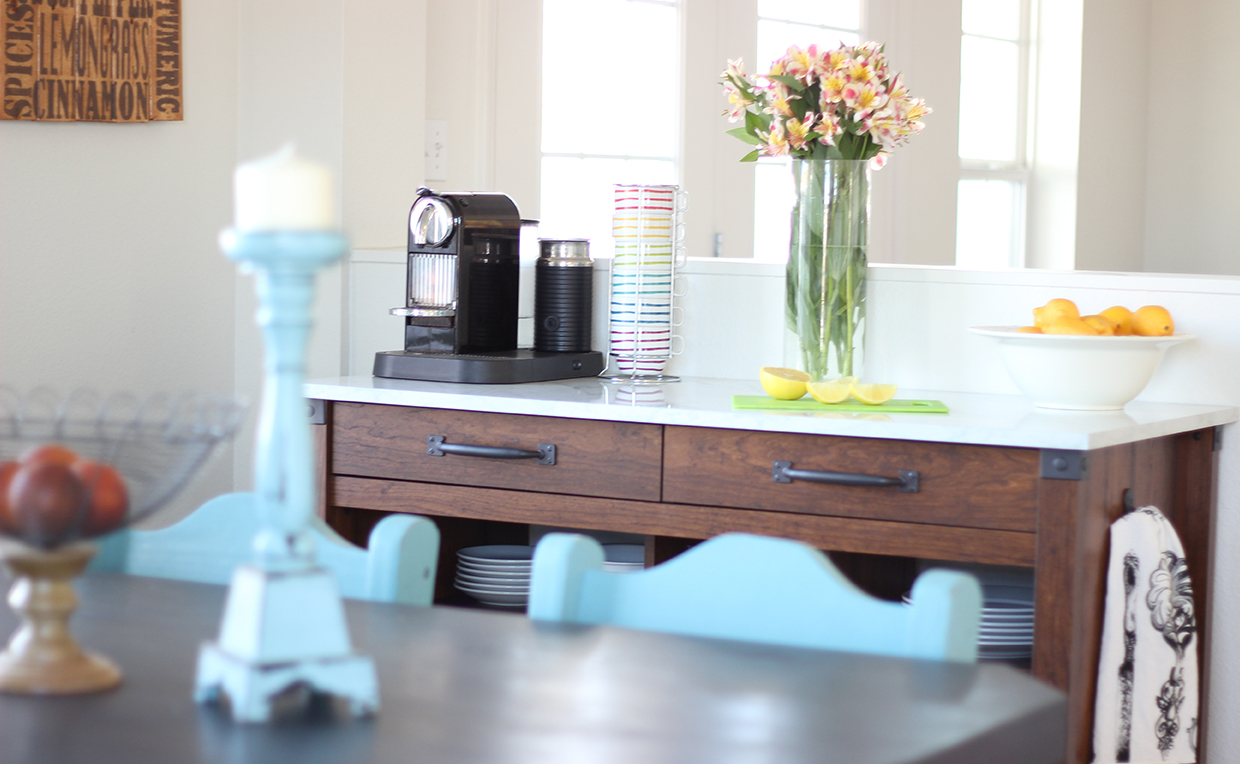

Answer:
[486,0,1026,268]
[957,0,1033,268]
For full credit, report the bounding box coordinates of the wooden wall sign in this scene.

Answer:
[2,0,182,122]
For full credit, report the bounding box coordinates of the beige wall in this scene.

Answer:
[867,0,963,267]
[0,0,428,515]
[1143,0,1240,276]
[231,0,426,486]
[424,0,540,216]
[1074,0,1149,273]
[0,0,240,521]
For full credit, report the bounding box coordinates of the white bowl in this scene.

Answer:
[970,327,1192,411]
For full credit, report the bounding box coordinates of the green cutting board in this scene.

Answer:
[731,395,950,414]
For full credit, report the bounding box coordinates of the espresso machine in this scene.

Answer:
[373,188,604,383]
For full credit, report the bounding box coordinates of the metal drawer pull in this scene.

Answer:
[427,435,556,465]
[772,461,919,493]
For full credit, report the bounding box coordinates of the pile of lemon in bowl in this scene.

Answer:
[759,367,898,405]
[1023,299,1174,336]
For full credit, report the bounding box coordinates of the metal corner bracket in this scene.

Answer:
[1040,449,1085,480]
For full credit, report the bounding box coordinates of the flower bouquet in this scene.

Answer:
[722,42,929,379]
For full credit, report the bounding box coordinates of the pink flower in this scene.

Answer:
[819,71,848,105]
[821,47,851,75]
[842,79,888,120]
[760,121,790,156]
[722,83,752,121]
[785,113,817,150]
[816,112,842,146]
[781,45,816,84]
[720,40,928,162]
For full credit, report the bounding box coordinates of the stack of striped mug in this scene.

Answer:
[609,184,685,379]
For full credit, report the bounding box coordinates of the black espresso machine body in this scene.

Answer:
[373,188,604,384]
[400,189,521,355]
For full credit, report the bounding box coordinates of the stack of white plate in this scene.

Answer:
[455,545,533,609]
[602,543,645,573]
[977,581,1034,662]
[904,566,1034,662]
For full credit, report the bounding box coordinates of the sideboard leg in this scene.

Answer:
[1033,445,1131,764]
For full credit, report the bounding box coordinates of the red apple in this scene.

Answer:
[19,443,79,467]
[7,461,87,542]
[72,460,129,536]
[0,461,19,533]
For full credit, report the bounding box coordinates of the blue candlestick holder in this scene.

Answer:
[194,230,378,722]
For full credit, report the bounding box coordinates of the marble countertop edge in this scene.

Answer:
[305,376,1238,452]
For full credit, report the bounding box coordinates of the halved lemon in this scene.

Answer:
[759,367,813,400]
[848,382,898,405]
[807,378,853,404]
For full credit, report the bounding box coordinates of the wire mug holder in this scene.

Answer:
[605,185,687,385]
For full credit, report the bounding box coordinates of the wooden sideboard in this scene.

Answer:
[310,391,1224,764]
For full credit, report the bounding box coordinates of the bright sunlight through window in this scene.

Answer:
[540,0,678,260]
[753,0,860,262]
[955,0,1028,268]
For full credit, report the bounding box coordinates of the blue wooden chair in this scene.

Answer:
[527,532,981,662]
[90,492,439,606]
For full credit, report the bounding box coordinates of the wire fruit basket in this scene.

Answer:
[0,387,245,693]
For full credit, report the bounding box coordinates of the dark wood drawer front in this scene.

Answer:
[662,426,1039,531]
[332,403,663,501]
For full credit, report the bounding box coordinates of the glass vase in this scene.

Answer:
[786,159,870,380]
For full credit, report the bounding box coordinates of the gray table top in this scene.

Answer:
[0,574,1066,764]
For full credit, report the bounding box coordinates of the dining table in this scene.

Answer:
[0,573,1066,764]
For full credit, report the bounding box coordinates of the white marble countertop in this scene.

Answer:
[304,375,1237,451]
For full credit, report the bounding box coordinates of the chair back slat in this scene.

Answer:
[530,532,980,662]
[91,492,439,606]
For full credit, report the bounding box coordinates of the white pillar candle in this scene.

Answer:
[234,144,337,232]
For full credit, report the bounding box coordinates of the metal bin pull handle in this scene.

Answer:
[772,461,919,493]
[428,435,556,465]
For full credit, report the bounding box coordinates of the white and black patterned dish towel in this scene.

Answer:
[1093,506,1198,763]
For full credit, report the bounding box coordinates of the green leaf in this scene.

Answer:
[725,127,762,145]
[739,148,762,162]
[744,109,765,134]
[768,74,805,92]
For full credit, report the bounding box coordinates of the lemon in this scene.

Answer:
[1099,306,1134,335]
[807,378,853,404]
[1043,316,1099,335]
[1082,315,1118,336]
[759,367,812,400]
[849,382,898,405]
[1131,305,1174,336]
[1033,298,1079,329]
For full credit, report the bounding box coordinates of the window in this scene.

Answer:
[752,1,861,262]
[955,0,1030,268]
[539,0,679,259]
[533,0,1036,266]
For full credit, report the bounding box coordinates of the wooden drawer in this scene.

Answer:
[662,426,1039,532]
[331,403,663,501]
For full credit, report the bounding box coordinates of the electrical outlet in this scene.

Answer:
[425,119,448,182]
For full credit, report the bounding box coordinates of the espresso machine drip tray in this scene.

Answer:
[374,349,604,385]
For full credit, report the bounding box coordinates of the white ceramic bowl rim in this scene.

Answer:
[969,326,1193,345]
